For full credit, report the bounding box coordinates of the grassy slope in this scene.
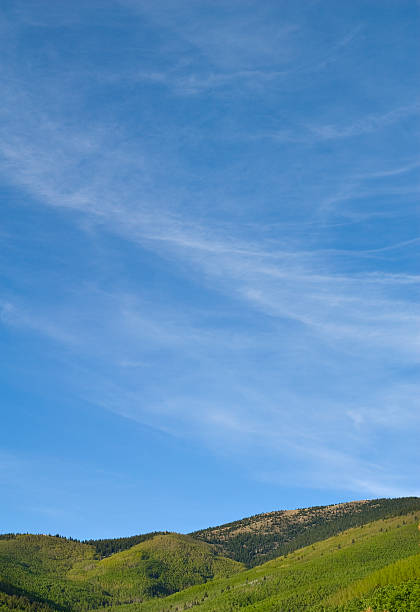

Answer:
[73,533,244,604]
[104,512,420,611]
[332,553,420,611]
[191,497,420,566]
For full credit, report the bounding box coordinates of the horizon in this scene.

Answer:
[1,494,418,541]
[2,494,419,542]
[1,0,419,541]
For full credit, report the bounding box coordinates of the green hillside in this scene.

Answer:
[0,535,109,610]
[0,533,242,610]
[191,496,420,566]
[105,511,420,611]
[0,588,56,611]
[72,533,244,604]
[331,553,420,610]
[1,498,419,611]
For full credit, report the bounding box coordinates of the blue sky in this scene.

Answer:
[1,0,419,539]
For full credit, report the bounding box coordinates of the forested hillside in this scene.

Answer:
[73,533,244,603]
[191,496,420,566]
[0,535,109,610]
[0,533,242,610]
[106,511,420,611]
[0,497,419,611]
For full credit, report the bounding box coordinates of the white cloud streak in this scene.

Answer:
[1,3,419,498]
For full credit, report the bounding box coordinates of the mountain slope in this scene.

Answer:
[1,498,419,610]
[73,533,244,604]
[330,552,420,610]
[191,496,420,566]
[0,587,56,611]
[0,533,243,610]
[0,535,109,610]
[108,511,420,611]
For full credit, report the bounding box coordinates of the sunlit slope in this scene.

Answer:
[191,496,420,566]
[0,534,109,610]
[107,512,420,611]
[75,533,244,604]
[330,552,420,610]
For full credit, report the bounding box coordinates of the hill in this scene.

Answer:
[72,533,244,604]
[0,534,109,610]
[105,510,420,611]
[191,496,420,566]
[0,533,242,610]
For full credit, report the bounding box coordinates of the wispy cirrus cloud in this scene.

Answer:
[1,0,419,507]
[306,103,420,141]
[1,77,418,358]
[255,103,420,147]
